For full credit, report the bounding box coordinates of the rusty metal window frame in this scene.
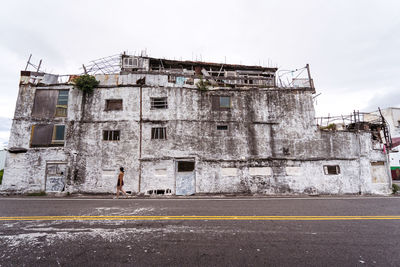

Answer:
[103,130,120,141]
[105,99,123,111]
[151,127,167,140]
[323,165,340,175]
[150,97,168,109]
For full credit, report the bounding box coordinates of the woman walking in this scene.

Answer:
[115,167,128,199]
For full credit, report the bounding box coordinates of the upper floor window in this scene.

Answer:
[31,124,65,147]
[212,96,231,111]
[103,130,120,141]
[151,127,167,140]
[122,57,139,68]
[151,97,168,109]
[55,90,69,117]
[105,99,123,111]
[32,89,69,118]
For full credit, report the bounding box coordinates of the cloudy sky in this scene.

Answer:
[0,0,399,148]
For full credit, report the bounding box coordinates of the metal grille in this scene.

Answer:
[103,130,120,141]
[151,127,166,139]
[151,97,168,109]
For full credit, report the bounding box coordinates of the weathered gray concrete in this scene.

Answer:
[0,56,392,195]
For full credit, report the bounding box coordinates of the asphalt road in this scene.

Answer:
[1,196,400,266]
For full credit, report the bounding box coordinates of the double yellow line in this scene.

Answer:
[1,215,400,221]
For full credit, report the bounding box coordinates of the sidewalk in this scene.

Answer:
[0,191,398,199]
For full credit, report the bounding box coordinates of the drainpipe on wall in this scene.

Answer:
[138,86,143,193]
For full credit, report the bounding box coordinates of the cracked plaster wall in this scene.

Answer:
[0,74,391,195]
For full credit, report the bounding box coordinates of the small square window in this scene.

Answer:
[151,97,168,109]
[323,165,340,175]
[105,99,123,111]
[151,127,167,139]
[219,96,231,108]
[103,130,120,141]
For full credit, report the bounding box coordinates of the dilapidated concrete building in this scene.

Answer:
[0,53,392,195]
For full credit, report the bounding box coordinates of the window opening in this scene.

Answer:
[219,96,231,108]
[52,125,65,144]
[151,127,167,139]
[105,99,123,111]
[151,97,168,109]
[217,125,228,130]
[323,165,340,175]
[178,161,195,172]
[103,130,120,141]
[55,90,69,117]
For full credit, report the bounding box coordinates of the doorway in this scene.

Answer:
[175,160,195,195]
[45,162,67,192]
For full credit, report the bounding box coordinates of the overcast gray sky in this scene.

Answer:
[1,0,399,148]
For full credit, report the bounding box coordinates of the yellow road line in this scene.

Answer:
[1,216,400,221]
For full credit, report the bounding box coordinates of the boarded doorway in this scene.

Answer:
[45,162,67,192]
[371,161,387,183]
[175,160,195,195]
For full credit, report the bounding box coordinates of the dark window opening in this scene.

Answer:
[105,99,123,111]
[151,97,168,109]
[103,130,120,141]
[151,127,167,139]
[178,161,195,172]
[217,125,228,130]
[324,165,340,175]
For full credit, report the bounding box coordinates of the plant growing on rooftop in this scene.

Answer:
[72,74,99,94]
[196,78,211,91]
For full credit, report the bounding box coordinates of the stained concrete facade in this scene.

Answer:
[0,55,392,195]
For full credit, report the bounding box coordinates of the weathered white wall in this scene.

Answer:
[0,72,392,195]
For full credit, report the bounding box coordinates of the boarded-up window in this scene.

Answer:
[31,124,65,147]
[151,97,168,109]
[32,90,58,118]
[212,96,231,111]
[103,130,120,141]
[323,165,340,175]
[151,127,166,139]
[105,99,123,111]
